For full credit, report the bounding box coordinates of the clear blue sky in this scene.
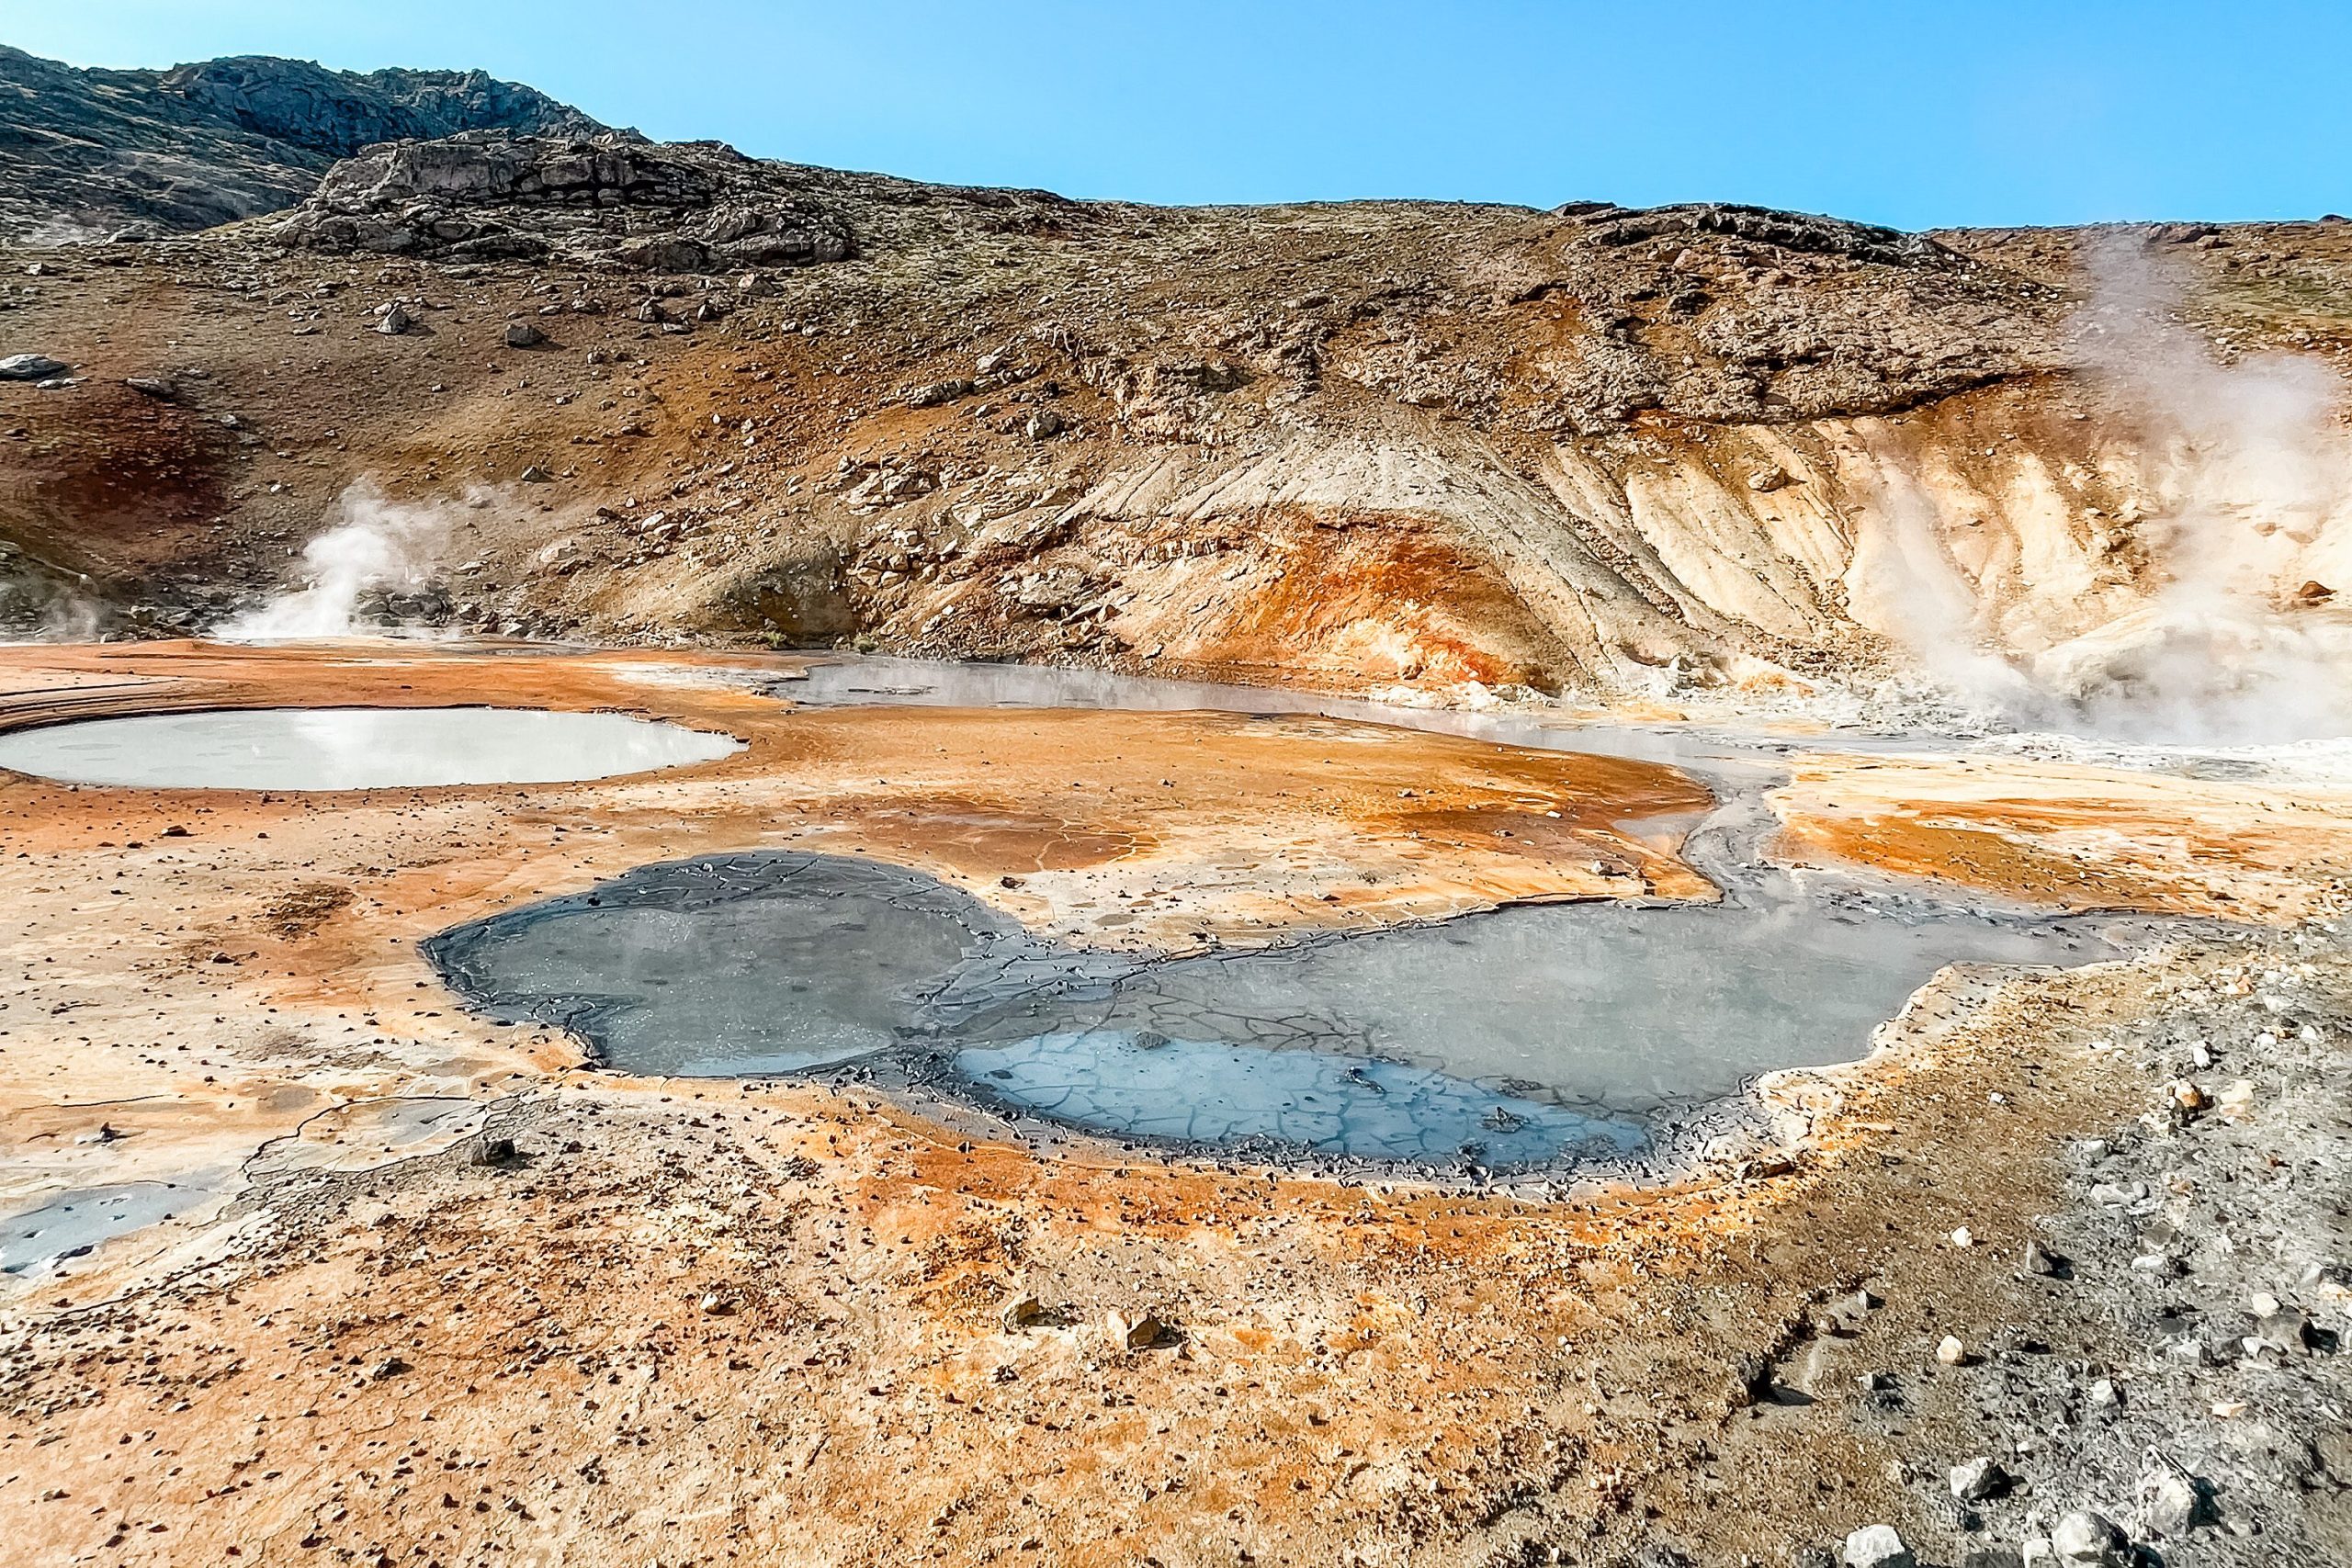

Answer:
[6,2,2344,229]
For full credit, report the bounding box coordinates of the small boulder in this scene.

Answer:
[1000,1293,1044,1333]
[1936,1334,1970,1366]
[2139,1465,2202,1537]
[904,378,974,408]
[0,353,68,379]
[376,306,413,336]
[2023,1239,2065,1277]
[1841,1524,1915,1568]
[2051,1510,2128,1567]
[505,321,548,348]
[1106,1309,1166,1351]
[467,1134,517,1168]
[124,376,177,400]
[1951,1456,2011,1502]
[2256,1307,2313,1355]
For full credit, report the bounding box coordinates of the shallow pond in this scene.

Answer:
[425,850,2141,1171]
[0,706,742,789]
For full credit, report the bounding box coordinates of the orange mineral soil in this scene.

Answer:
[1770,750,2352,923]
[4,642,2346,1568]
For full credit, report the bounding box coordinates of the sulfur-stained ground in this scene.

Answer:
[1,643,2347,1568]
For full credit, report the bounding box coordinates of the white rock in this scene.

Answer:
[1951,1455,2009,1501]
[2052,1509,2128,1566]
[1842,1523,1916,1568]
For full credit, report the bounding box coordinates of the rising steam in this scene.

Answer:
[1867,238,2352,745]
[214,481,458,640]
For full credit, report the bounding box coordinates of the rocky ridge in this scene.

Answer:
[0,53,2347,720]
[0,45,605,239]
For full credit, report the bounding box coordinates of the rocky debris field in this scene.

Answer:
[272,133,858,273]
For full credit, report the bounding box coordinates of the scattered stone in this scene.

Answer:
[697,1291,736,1316]
[1747,466,1792,492]
[0,353,67,379]
[1106,1309,1165,1350]
[1024,408,1065,440]
[1000,1293,1044,1333]
[376,305,413,335]
[124,375,177,400]
[504,321,546,348]
[1951,1226,1975,1247]
[467,1134,516,1167]
[2217,1079,2256,1122]
[2050,1510,2127,1567]
[1841,1523,1915,1568]
[519,465,553,483]
[2256,1307,2313,1355]
[2139,1464,2203,1537]
[1950,1456,2010,1502]
[2022,1239,2065,1277]
[1936,1334,1969,1366]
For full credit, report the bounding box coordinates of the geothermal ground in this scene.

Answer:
[4,46,2352,1568]
[0,639,2346,1568]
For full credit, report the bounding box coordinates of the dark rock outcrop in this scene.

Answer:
[0,44,605,239]
[268,133,854,270]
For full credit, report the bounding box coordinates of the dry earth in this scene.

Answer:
[0,642,2346,1568]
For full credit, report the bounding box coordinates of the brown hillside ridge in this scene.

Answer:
[2,71,2345,709]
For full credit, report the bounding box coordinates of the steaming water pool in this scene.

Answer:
[425,850,2143,1171]
[0,707,742,789]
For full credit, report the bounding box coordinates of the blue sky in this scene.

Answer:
[6,2,2343,229]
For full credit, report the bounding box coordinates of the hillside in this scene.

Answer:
[0,56,2348,736]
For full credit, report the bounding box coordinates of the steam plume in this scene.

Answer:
[214,480,458,640]
[1865,238,2352,744]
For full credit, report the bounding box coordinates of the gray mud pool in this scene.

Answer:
[415,657,2190,1176]
[0,1178,219,1278]
[0,707,741,789]
[425,850,2147,1173]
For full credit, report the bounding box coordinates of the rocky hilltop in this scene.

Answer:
[0,45,604,239]
[1,51,2347,729]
